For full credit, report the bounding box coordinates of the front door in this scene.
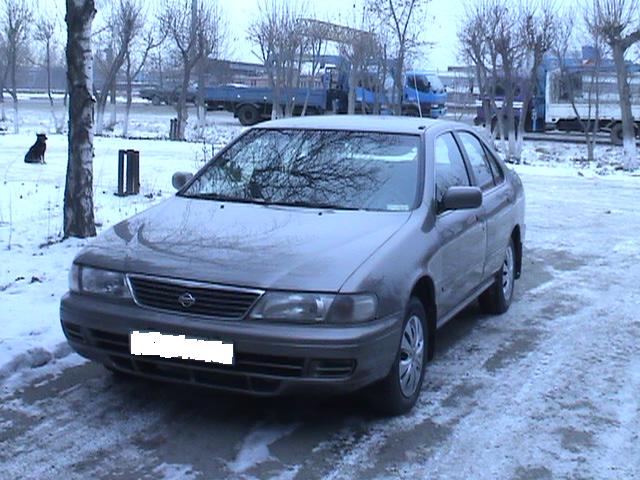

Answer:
[433,132,487,319]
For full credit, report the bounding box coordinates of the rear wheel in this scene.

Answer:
[479,239,516,314]
[237,105,260,126]
[151,95,161,106]
[369,297,429,416]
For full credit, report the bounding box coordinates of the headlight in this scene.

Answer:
[69,264,131,298]
[248,291,377,324]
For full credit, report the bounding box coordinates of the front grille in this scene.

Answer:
[127,275,262,319]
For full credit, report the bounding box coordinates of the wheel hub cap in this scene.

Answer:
[502,244,515,300]
[399,315,424,397]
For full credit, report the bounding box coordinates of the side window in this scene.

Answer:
[434,133,470,204]
[484,147,505,184]
[458,132,495,190]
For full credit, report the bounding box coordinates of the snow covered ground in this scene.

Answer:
[0,126,242,380]
[0,114,639,479]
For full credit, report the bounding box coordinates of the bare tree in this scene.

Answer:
[248,0,308,120]
[64,0,96,238]
[93,0,142,135]
[35,13,65,133]
[459,0,516,156]
[586,0,640,169]
[298,19,328,116]
[159,0,226,140]
[514,1,558,160]
[195,1,226,127]
[458,0,493,137]
[551,12,602,162]
[367,0,428,115]
[490,3,527,161]
[0,27,7,122]
[1,0,32,134]
[119,2,164,138]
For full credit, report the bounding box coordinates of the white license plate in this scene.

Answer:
[130,330,234,365]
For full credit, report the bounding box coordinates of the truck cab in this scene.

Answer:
[403,71,448,119]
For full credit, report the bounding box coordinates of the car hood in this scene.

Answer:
[76,197,412,292]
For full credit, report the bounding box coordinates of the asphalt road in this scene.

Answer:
[1,170,639,480]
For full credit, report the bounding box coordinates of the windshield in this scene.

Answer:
[181,129,422,212]
[426,75,444,92]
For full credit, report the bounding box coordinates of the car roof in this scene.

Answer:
[254,115,463,135]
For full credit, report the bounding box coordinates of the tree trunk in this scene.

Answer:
[109,82,117,128]
[394,54,404,115]
[196,57,206,127]
[12,97,19,134]
[46,38,60,132]
[176,66,190,140]
[64,0,97,239]
[10,58,18,134]
[95,99,105,135]
[504,80,517,161]
[123,55,132,138]
[611,44,638,170]
[348,68,356,115]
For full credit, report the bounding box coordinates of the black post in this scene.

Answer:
[116,149,125,196]
[126,149,134,194]
[131,150,140,194]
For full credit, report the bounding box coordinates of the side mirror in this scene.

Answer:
[440,186,482,211]
[172,171,193,190]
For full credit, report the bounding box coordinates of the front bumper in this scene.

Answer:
[60,293,402,396]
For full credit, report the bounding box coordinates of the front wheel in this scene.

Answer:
[369,297,429,416]
[479,239,516,314]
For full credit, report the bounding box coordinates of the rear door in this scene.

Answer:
[433,132,486,317]
[456,131,514,279]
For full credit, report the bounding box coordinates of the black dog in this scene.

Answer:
[24,133,48,164]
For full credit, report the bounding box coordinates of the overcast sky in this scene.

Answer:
[219,0,466,71]
[49,0,594,71]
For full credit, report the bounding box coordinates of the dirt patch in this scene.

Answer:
[483,329,543,373]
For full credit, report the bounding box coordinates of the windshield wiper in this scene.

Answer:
[183,193,265,204]
[264,200,363,211]
[183,193,363,211]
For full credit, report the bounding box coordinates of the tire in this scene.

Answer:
[237,105,260,126]
[369,297,429,416]
[479,239,516,314]
[151,95,161,106]
[402,106,420,117]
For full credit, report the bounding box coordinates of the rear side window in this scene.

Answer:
[484,148,505,184]
[434,133,470,203]
[458,132,495,190]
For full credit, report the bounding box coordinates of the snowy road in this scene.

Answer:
[1,163,639,479]
[0,129,640,479]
